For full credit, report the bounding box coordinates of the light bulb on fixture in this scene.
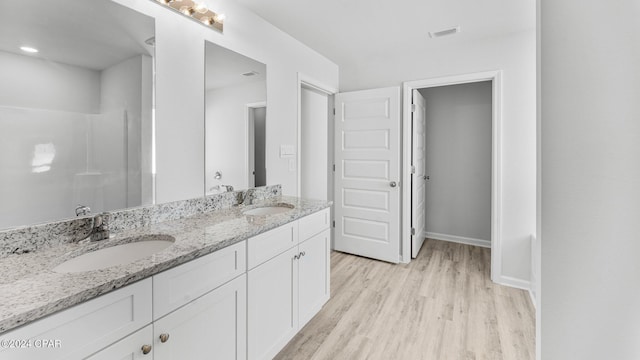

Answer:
[20,46,39,53]
[180,6,194,15]
[214,13,225,22]
[154,0,224,31]
[194,2,208,14]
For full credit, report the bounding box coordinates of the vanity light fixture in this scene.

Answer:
[153,0,224,32]
[20,46,39,53]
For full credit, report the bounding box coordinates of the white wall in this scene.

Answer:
[112,0,339,203]
[420,81,492,242]
[0,50,100,113]
[205,81,265,192]
[341,30,536,283]
[300,86,328,200]
[540,1,640,359]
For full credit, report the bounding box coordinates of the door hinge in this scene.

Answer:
[411,228,416,236]
[411,104,416,112]
[332,220,336,228]
[333,164,336,172]
[333,108,336,115]
[411,165,416,174]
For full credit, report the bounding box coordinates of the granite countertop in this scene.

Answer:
[0,196,330,334]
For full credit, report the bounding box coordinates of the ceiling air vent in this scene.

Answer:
[428,26,461,38]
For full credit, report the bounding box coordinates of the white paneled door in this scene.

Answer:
[334,87,401,263]
[411,89,427,258]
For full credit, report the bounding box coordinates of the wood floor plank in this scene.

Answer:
[275,239,535,360]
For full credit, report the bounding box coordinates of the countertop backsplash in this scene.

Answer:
[0,185,282,257]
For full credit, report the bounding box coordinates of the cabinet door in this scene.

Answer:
[0,279,152,360]
[154,275,247,360]
[247,247,299,360]
[86,325,153,360]
[298,228,331,327]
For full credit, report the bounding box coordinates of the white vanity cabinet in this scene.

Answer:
[152,241,247,360]
[0,278,152,360]
[247,208,330,360]
[153,274,247,360]
[0,207,331,360]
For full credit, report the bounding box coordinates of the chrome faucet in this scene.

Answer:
[239,188,257,205]
[75,205,91,217]
[73,213,110,242]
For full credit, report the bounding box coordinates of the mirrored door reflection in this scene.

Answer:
[204,41,266,194]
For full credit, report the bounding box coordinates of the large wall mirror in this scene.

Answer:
[0,0,155,230]
[205,41,267,194]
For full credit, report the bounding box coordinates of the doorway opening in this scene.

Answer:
[296,74,337,201]
[247,102,266,188]
[402,71,503,282]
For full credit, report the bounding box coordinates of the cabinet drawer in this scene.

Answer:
[247,221,298,270]
[0,279,152,360]
[298,208,330,241]
[86,324,153,360]
[153,241,246,320]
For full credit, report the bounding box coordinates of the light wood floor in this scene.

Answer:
[275,239,535,360]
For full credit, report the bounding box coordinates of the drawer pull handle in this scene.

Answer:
[141,344,152,355]
[159,333,170,343]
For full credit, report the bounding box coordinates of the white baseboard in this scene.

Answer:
[495,275,531,291]
[425,232,491,248]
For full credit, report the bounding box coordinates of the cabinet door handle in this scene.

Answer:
[159,333,170,343]
[300,251,306,257]
[141,344,152,355]
[293,254,299,260]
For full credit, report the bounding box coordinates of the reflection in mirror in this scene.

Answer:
[205,41,267,195]
[0,0,155,230]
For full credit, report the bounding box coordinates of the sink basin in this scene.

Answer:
[53,235,175,273]
[243,204,294,216]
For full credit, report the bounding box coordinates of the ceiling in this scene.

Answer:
[235,0,535,71]
[0,0,154,71]
[205,42,266,90]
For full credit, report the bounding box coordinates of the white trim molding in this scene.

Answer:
[426,232,491,248]
[401,70,504,286]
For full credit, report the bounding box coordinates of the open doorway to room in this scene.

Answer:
[297,74,337,201]
[247,102,267,187]
[403,71,502,282]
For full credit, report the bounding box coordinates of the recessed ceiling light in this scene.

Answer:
[20,46,39,53]
[428,26,461,38]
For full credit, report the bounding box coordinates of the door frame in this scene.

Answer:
[296,73,338,197]
[401,70,503,283]
[246,101,267,188]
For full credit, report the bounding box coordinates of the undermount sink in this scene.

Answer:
[243,203,294,216]
[53,235,175,273]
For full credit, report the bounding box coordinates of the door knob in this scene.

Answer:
[141,345,152,355]
[159,333,170,343]
[390,181,397,188]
